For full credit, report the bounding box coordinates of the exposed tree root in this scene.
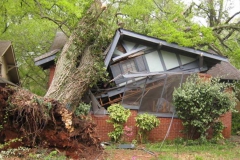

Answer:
[0,86,102,159]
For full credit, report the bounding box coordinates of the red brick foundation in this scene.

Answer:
[92,110,232,142]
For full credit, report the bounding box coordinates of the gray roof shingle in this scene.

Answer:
[206,61,240,80]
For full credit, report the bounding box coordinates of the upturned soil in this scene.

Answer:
[0,86,102,159]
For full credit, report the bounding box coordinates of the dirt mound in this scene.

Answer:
[0,86,102,159]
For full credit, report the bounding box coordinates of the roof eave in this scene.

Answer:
[118,28,228,62]
[104,29,229,67]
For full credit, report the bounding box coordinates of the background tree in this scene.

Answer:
[0,18,56,95]
[190,0,240,67]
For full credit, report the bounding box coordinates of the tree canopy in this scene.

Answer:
[0,0,240,97]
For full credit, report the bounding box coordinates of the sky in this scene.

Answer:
[182,0,240,26]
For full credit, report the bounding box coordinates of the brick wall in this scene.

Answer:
[219,112,232,138]
[148,117,184,142]
[92,110,232,142]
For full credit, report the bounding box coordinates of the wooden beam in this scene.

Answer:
[112,46,147,62]
[7,65,16,73]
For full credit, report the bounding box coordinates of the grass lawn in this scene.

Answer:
[102,137,240,160]
[1,137,239,159]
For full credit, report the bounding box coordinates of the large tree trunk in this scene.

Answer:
[45,36,95,106]
[45,1,108,107]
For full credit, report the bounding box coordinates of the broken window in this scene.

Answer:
[110,56,147,85]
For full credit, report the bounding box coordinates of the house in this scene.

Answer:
[0,41,20,86]
[92,29,240,141]
[35,29,240,141]
[91,29,240,115]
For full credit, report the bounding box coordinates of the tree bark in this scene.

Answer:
[45,0,106,107]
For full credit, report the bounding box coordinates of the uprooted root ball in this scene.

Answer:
[0,86,102,159]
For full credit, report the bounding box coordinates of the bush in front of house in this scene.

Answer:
[173,74,237,140]
[135,113,160,143]
[107,104,131,142]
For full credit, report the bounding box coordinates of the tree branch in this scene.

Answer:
[153,0,171,15]
[208,44,224,56]
[224,11,240,24]
[1,8,9,34]
[33,0,70,36]
[183,2,195,17]
[213,24,240,31]
[222,29,235,41]
[213,32,233,52]
[217,0,223,24]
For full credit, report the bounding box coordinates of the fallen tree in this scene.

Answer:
[45,0,112,108]
[1,1,112,158]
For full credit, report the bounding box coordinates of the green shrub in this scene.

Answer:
[173,74,237,140]
[232,112,240,135]
[135,113,160,143]
[74,102,91,117]
[107,104,131,142]
[212,121,224,141]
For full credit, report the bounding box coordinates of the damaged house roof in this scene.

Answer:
[91,28,240,115]
[104,28,240,79]
[104,29,228,66]
[34,28,240,116]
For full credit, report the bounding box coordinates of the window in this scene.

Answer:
[110,55,147,85]
[145,50,164,72]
